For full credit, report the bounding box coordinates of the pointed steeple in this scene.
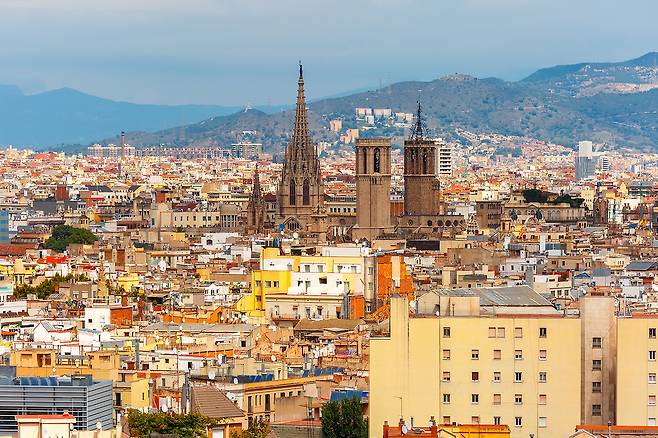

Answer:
[252,163,262,200]
[286,62,314,169]
[409,100,425,141]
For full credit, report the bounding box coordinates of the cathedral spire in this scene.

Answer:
[287,62,313,165]
[252,162,262,199]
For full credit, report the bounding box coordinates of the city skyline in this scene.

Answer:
[0,0,656,105]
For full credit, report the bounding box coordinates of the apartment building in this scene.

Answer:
[617,314,658,425]
[370,295,581,438]
[238,247,375,321]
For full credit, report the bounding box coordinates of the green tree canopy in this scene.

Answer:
[321,397,367,438]
[44,225,97,252]
[127,411,220,438]
[13,273,90,300]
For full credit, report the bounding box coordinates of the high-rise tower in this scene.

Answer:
[353,138,393,241]
[277,64,326,237]
[403,101,441,217]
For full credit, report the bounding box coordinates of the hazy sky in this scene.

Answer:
[0,0,656,105]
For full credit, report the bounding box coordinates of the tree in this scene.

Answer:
[13,273,89,300]
[321,397,367,438]
[43,225,97,252]
[127,411,220,438]
[231,419,269,438]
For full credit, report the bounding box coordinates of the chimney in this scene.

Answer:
[383,421,389,438]
[429,416,438,437]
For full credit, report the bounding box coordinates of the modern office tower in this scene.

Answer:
[436,139,454,176]
[353,138,393,241]
[575,141,597,180]
[0,373,113,433]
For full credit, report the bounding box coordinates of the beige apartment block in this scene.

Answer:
[370,295,581,438]
[617,315,658,426]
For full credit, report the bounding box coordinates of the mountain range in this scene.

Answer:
[0,86,286,147]
[2,52,657,151]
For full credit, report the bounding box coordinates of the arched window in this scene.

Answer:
[363,149,368,174]
[374,148,381,173]
[302,179,310,205]
[422,149,428,174]
[289,179,296,205]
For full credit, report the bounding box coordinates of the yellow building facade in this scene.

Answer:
[370,296,581,438]
[617,315,658,425]
[237,247,371,320]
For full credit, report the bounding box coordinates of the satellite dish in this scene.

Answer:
[293,232,299,239]
[162,404,169,413]
[401,425,408,435]
[208,371,216,380]
[233,377,239,384]
[271,355,276,362]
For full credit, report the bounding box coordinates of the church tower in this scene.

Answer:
[245,164,267,235]
[592,182,609,226]
[353,138,393,241]
[277,64,325,236]
[403,101,441,217]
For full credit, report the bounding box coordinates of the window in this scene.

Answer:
[539,394,547,405]
[539,349,547,360]
[443,393,450,404]
[442,371,450,382]
[592,382,602,393]
[539,372,547,383]
[515,372,523,383]
[650,373,656,384]
[493,393,501,405]
[651,328,657,339]
[515,394,523,405]
[472,372,479,382]
[539,327,547,338]
[488,327,496,338]
[650,418,657,426]
[593,359,602,371]
[471,350,479,360]
[442,416,450,424]
[289,180,296,205]
[592,337,602,348]
[471,416,480,424]
[497,327,506,338]
[493,349,501,360]
[650,395,656,406]
[443,327,451,338]
[442,349,450,360]
[592,404,601,416]
[514,417,522,427]
[302,179,310,205]
[515,350,523,360]
[493,417,501,425]
[651,350,657,361]
[471,394,479,404]
[538,417,547,428]
[514,327,523,338]
[493,371,501,383]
